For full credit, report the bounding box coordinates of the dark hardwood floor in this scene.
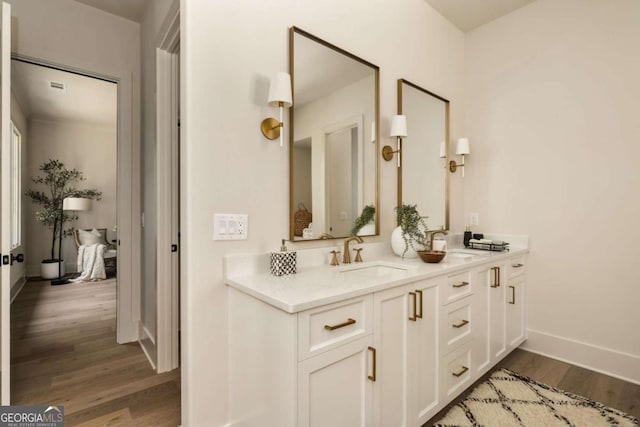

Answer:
[11,278,181,426]
[425,348,640,426]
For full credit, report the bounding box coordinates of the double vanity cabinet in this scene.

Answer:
[226,246,527,427]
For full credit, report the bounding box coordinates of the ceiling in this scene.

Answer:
[424,0,537,32]
[12,60,117,127]
[73,0,149,22]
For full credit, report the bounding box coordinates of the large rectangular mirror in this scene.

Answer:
[398,79,449,230]
[289,27,379,241]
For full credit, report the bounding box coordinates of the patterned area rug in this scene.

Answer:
[435,368,638,427]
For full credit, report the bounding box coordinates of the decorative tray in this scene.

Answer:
[466,241,510,252]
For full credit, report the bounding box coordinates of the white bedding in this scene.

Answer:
[71,243,107,282]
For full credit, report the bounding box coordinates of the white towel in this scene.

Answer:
[71,243,107,282]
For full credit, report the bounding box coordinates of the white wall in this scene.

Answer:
[139,0,176,366]
[9,90,27,295]
[7,0,142,342]
[25,119,116,275]
[464,0,640,382]
[182,0,465,424]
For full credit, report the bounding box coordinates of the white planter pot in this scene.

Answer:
[41,260,65,279]
[391,226,423,259]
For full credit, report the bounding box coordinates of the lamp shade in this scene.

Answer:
[390,115,408,138]
[439,141,446,158]
[267,72,292,108]
[456,137,470,155]
[63,197,92,211]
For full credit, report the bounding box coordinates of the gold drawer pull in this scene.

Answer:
[416,289,423,319]
[324,318,356,331]
[452,366,469,377]
[408,292,417,321]
[452,281,469,288]
[509,286,516,304]
[512,263,524,268]
[368,346,377,382]
[491,266,500,288]
[452,319,469,329]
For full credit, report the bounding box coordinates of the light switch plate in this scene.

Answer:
[469,212,480,226]
[213,214,249,240]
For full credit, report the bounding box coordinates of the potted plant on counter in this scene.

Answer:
[26,159,102,279]
[391,204,429,258]
[350,204,375,236]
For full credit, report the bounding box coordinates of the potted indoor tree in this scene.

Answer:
[26,159,102,279]
[391,204,429,258]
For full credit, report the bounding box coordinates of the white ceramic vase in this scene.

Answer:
[41,260,65,279]
[391,226,421,258]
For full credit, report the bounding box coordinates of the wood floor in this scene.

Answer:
[11,278,181,426]
[425,348,640,426]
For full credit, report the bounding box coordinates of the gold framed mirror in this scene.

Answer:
[289,27,380,241]
[397,79,450,230]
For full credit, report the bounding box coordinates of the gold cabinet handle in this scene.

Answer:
[415,289,423,319]
[452,366,469,377]
[324,318,356,331]
[408,292,417,321]
[512,263,524,268]
[452,319,469,329]
[452,281,469,289]
[509,286,515,305]
[368,346,377,382]
[491,267,500,288]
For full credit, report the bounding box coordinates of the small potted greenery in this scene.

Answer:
[391,204,429,258]
[350,204,375,236]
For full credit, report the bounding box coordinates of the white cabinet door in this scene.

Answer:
[372,284,412,427]
[472,267,491,375]
[489,263,507,362]
[412,281,439,427]
[298,336,373,427]
[506,278,526,349]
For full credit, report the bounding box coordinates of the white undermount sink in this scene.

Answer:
[338,261,409,278]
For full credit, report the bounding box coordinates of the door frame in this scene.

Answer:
[156,0,180,373]
[9,53,142,345]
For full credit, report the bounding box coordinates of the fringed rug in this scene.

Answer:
[434,368,638,427]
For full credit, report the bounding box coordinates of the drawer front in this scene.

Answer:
[440,296,472,355]
[298,295,372,361]
[507,255,526,279]
[441,270,472,305]
[441,343,472,400]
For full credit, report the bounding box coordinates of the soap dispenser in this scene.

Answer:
[463,226,472,247]
[270,239,297,276]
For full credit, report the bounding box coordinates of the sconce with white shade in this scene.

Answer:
[449,137,470,177]
[260,72,293,147]
[382,115,407,167]
[439,141,446,159]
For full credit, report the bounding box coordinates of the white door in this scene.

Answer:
[298,336,373,427]
[506,279,526,348]
[372,283,411,427]
[0,0,11,405]
[489,264,507,361]
[413,282,439,426]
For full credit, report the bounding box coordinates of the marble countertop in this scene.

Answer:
[225,240,529,314]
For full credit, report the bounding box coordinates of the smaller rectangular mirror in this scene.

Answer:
[398,79,449,230]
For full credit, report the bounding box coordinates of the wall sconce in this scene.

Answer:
[260,72,292,147]
[382,115,407,167]
[449,137,470,177]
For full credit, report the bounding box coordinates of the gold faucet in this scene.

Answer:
[343,236,364,264]
[428,230,447,252]
[318,233,334,239]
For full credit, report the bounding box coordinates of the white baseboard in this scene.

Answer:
[521,329,640,385]
[10,276,27,304]
[139,322,157,370]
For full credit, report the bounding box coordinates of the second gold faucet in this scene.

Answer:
[343,236,364,264]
